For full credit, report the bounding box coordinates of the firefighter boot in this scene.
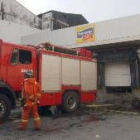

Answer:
[33,117,41,131]
[17,120,28,130]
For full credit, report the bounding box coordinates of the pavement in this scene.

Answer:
[1,105,140,140]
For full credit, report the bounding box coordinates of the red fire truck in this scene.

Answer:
[0,40,97,123]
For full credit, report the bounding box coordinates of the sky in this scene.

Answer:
[16,0,140,23]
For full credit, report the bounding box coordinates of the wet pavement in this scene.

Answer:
[1,106,140,140]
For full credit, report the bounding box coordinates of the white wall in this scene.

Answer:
[21,27,75,46]
[0,20,40,44]
[21,14,140,48]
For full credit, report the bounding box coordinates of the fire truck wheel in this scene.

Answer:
[0,94,11,123]
[132,97,140,109]
[62,91,79,113]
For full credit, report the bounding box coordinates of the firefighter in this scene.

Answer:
[18,71,41,130]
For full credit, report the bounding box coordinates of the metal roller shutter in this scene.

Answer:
[105,62,131,87]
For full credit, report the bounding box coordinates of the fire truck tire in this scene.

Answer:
[0,94,11,123]
[62,91,79,113]
[131,97,140,109]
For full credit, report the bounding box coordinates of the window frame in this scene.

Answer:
[10,48,32,65]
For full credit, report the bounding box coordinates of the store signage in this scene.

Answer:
[75,24,95,44]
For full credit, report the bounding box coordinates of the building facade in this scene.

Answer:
[38,10,88,30]
[0,0,41,29]
[21,14,140,102]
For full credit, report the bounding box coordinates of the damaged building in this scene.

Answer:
[0,0,41,28]
[38,10,88,30]
[0,0,88,30]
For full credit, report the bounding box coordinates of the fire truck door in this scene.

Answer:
[7,48,34,90]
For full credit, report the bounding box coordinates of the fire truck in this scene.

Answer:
[0,40,97,123]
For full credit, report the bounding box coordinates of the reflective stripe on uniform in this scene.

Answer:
[36,93,41,98]
[29,95,34,99]
[21,119,28,123]
[34,117,40,121]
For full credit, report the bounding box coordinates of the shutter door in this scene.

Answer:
[41,54,61,91]
[105,62,131,87]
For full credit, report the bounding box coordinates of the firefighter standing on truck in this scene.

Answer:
[18,71,41,130]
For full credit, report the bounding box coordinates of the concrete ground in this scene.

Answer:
[1,106,140,140]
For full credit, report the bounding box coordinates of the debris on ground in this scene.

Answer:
[86,102,140,116]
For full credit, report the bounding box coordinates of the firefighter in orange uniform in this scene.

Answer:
[18,71,41,130]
